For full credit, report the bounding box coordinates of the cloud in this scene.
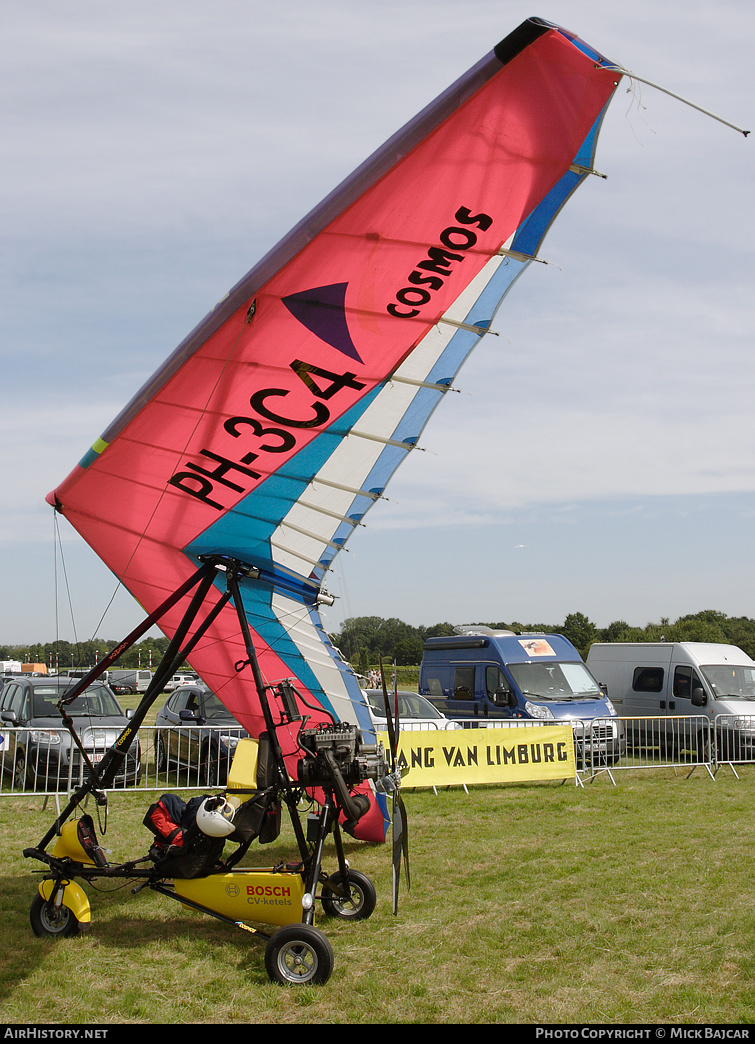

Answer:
[2,0,753,641]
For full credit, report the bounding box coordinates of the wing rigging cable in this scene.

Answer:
[49,17,637,740]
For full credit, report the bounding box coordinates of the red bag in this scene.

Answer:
[143,794,188,849]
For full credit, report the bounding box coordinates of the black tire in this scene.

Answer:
[205,744,228,787]
[264,924,334,985]
[30,892,80,938]
[695,730,713,764]
[14,753,29,791]
[321,869,376,921]
[155,735,168,772]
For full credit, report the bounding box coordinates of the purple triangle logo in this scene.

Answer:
[282,283,363,364]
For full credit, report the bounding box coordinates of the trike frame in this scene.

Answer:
[23,554,384,985]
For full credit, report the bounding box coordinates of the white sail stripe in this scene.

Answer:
[269,252,507,576]
[348,429,419,449]
[390,254,504,379]
[388,375,453,391]
[269,539,335,569]
[270,591,368,728]
[300,476,382,500]
[276,517,346,551]
[271,381,420,575]
[278,500,360,546]
[297,499,361,526]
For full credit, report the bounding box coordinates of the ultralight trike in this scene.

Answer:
[22,556,407,986]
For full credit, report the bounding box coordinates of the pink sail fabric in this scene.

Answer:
[48,19,621,743]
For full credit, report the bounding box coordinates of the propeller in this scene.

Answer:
[379,656,410,914]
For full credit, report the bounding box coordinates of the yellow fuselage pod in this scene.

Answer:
[51,820,97,865]
[173,869,308,928]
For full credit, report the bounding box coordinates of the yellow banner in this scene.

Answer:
[377,725,576,787]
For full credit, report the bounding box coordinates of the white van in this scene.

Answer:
[586,642,755,759]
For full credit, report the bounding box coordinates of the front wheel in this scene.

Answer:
[264,924,334,985]
[30,893,80,938]
[321,869,376,921]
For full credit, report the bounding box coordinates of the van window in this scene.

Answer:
[425,676,443,698]
[673,666,703,701]
[453,667,475,700]
[633,667,664,693]
[507,661,601,699]
[485,666,509,697]
[700,665,755,698]
[561,663,601,695]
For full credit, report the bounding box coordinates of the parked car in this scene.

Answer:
[162,672,200,693]
[0,676,141,789]
[363,689,463,732]
[154,682,248,784]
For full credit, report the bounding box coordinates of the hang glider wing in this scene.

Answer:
[48,18,622,741]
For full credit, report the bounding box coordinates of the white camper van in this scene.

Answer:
[586,642,755,760]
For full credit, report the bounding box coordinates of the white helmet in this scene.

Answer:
[196,796,236,837]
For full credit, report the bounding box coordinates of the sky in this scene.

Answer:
[2,0,753,649]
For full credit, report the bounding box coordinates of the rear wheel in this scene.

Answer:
[321,869,376,921]
[30,893,80,938]
[264,924,334,985]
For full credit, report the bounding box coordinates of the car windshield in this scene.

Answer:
[365,690,443,720]
[700,664,755,699]
[202,692,238,721]
[33,684,123,717]
[506,662,602,701]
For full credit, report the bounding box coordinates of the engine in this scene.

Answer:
[296,723,386,788]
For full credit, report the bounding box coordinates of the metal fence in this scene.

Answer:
[0,724,246,797]
[581,715,713,782]
[602,714,755,778]
[454,715,755,781]
[2,716,755,796]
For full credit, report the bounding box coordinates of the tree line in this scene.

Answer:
[4,609,754,675]
[329,609,755,670]
[0,636,172,673]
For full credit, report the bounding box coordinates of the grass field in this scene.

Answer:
[2,766,755,1025]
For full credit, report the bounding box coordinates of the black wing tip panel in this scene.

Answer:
[493,17,551,66]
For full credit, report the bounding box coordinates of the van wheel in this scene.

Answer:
[695,731,712,763]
